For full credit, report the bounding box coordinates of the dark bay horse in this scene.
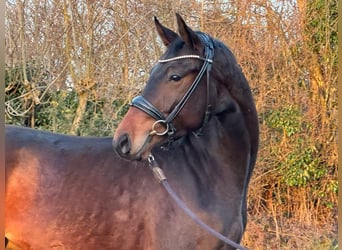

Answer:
[5,14,258,250]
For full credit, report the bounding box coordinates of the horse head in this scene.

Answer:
[113,14,257,162]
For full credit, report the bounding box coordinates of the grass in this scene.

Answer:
[242,214,338,249]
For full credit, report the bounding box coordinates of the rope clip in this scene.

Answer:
[148,154,167,183]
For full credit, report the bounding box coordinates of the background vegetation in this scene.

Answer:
[5,0,337,249]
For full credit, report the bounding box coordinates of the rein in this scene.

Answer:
[148,154,249,250]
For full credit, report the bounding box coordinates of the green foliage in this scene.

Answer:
[5,63,49,126]
[35,90,116,136]
[306,0,337,46]
[78,97,115,136]
[35,90,78,133]
[5,66,26,99]
[264,106,328,188]
[280,146,324,187]
[262,104,337,214]
[5,76,117,136]
[306,0,338,64]
[112,99,129,118]
[264,106,302,137]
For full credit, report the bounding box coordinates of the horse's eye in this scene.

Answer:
[169,75,182,82]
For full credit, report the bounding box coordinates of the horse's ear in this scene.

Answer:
[154,16,178,47]
[176,13,203,51]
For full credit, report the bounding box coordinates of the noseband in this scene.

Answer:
[130,33,215,140]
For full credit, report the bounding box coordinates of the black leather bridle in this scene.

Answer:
[130,33,215,141]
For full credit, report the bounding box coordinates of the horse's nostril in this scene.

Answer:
[118,134,131,155]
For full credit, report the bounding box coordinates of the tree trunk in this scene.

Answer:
[70,91,88,135]
[18,1,40,127]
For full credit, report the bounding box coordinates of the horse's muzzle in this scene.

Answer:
[113,133,133,158]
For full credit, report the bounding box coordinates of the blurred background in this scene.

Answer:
[5,0,337,248]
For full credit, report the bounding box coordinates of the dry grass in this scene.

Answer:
[242,215,338,249]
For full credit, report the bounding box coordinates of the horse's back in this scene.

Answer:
[6,124,116,174]
[5,125,153,249]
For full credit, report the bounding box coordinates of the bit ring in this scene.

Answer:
[151,120,169,136]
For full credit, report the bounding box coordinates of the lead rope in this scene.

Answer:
[148,154,249,250]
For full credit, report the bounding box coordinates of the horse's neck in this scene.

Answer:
[188,112,249,174]
[152,116,246,209]
[160,117,230,175]
[189,115,232,155]
[155,109,250,179]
